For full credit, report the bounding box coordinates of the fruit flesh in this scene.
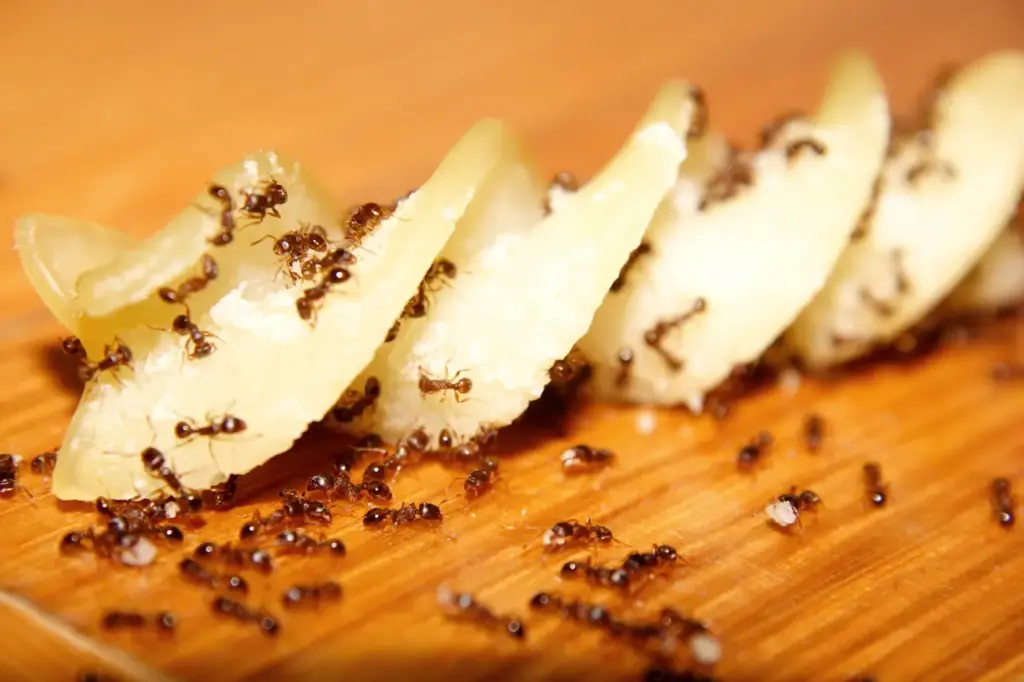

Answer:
[787,52,1024,368]
[38,120,515,500]
[944,216,1024,316]
[334,82,696,443]
[580,53,890,409]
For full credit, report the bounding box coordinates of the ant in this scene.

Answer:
[436,586,525,639]
[560,444,615,474]
[803,414,824,453]
[528,592,616,631]
[418,364,473,402]
[279,488,333,525]
[362,502,443,528]
[863,462,889,507]
[30,449,57,475]
[140,446,185,495]
[610,242,652,293]
[157,254,218,309]
[765,487,822,530]
[736,431,773,471]
[544,171,580,214]
[205,184,237,247]
[344,202,393,247]
[622,544,681,576]
[460,458,501,500]
[193,541,274,574]
[275,529,346,556]
[238,178,288,226]
[905,158,957,186]
[644,298,707,371]
[614,347,634,388]
[160,312,219,359]
[282,581,342,608]
[0,454,30,499]
[211,595,280,637]
[759,111,805,148]
[851,175,884,240]
[542,519,617,553]
[295,266,352,326]
[991,478,1015,528]
[178,557,249,594]
[424,257,458,292]
[306,470,392,503]
[77,338,133,383]
[784,137,828,162]
[688,85,708,139]
[174,413,247,447]
[331,376,381,423]
[101,610,176,632]
[254,223,331,282]
[61,335,85,358]
[560,558,632,592]
[699,157,755,211]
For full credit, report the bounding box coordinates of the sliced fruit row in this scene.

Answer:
[14,51,1024,501]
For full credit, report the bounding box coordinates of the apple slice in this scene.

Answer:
[579,53,889,409]
[32,120,515,501]
[944,210,1024,315]
[787,52,1024,368]
[332,82,696,443]
[15,216,136,335]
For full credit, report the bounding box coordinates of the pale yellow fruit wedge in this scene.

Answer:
[14,216,136,334]
[787,52,1024,368]
[45,120,513,500]
[944,216,1024,315]
[580,53,889,409]
[334,82,695,443]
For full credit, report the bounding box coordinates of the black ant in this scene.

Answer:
[362,502,443,528]
[157,254,218,309]
[61,335,85,358]
[418,364,473,402]
[424,257,458,292]
[331,376,381,423]
[991,477,1015,528]
[436,586,525,639]
[178,557,249,594]
[193,541,274,574]
[344,202,393,247]
[238,492,331,539]
[282,581,342,608]
[542,519,616,553]
[449,458,500,500]
[560,444,615,474]
[614,347,634,388]
[736,431,773,472]
[211,596,280,637]
[205,184,237,247]
[101,610,176,632]
[560,558,633,592]
[610,241,652,293]
[0,454,30,499]
[174,413,247,445]
[644,298,707,371]
[803,414,824,453]
[30,449,57,475]
[239,178,288,226]
[275,529,346,556]
[863,463,889,507]
[162,313,218,359]
[77,338,133,382]
[140,446,185,495]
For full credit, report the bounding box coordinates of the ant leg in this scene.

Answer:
[268,208,282,220]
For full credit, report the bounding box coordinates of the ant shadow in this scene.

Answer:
[36,342,84,399]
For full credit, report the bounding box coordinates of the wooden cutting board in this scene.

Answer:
[1,2,1023,681]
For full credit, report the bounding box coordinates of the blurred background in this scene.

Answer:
[0,0,1021,250]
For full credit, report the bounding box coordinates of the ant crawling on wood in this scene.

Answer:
[436,585,525,639]
[991,477,1015,528]
[0,454,31,499]
[281,581,342,609]
[101,610,176,633]
[863,463,889,507]
[275,529,346,556]
[30,449,57,476]
[211,596,280,637]
[765,487,822,530]
[178,557,249,594]
[560,444,615,474]
[542,519,618,553]
[362,502,443,529]
[193,541,274,574]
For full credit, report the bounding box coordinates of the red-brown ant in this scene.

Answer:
[295,266,352,326]
[736,431,773,472]
[254,223,331,282]
[282,581,342,609]
[205,184,237,247]
[610,242,652,293]
[700,157,755,210]
[157,254,218,309]
[991,477,1015,528]
[154,313,219,360]
[859,249,910,317]
[424,257,458,292]
[560,558,633,592]
[560,444,615,474]
[30,450,57,475]
[306,470,392,503]
[211,596,280,637]
[644,298,707,371]
[76,338,133,382]
[766,487,822,529]
[331,376,381,423]
[760,111,805,148]
[344,202,393,247]
[863,463,889,507]
[785,137,828,162]
[615,347,634,388]
[275,529,346,556]
[140,446,185,495]
[61,335,85,358]
[418,364,473,402]
[362,502,443,528]
[239,178,288,226]
[0,454,30,499]
[101,610,176,632]
[174,413,247,446]
[455,458,500,500]
[803,414,824,453]
[193,541,274,574]
[178,557,249,594]
[436,586,525,639]
[542,519,617,553]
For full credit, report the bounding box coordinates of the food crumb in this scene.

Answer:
[765,498,799,527]
[690,631,723,665]
[120,537,157,567]
[778,367,802,395]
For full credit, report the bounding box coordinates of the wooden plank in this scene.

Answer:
[1,1,1023,680]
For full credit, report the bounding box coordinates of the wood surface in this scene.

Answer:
[1,2,1024,680]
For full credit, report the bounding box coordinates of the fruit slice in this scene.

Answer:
[334,82,696,443]
[944,213,1024,315]
[787,52,1024,368]
[14,216,136,334]
[37,120,514,500]
[579,53,889,409]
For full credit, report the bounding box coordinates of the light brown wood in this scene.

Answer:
[2,2,1024,681]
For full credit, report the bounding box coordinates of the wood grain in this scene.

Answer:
[1,2,1024,681]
